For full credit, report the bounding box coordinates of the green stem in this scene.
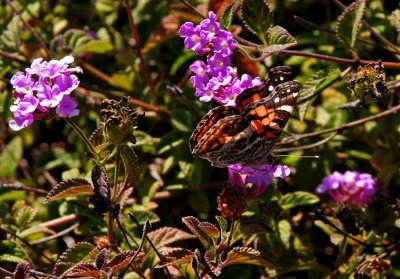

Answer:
[65,118,98,161]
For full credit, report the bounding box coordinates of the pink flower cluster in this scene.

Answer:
[317,170,377,208]
[228,164,291,199]
[9,56,82,131]
[179,12,261,106]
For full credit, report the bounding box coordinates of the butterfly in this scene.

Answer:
[189,66,300,168]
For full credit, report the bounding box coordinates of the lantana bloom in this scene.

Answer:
[228,164,291,199]
[316,170,377,208]
[179,11,261,107]
[9,55,82,131]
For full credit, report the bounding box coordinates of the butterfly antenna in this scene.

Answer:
[273,154,320,159]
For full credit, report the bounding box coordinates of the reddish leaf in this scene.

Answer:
[182,216,211,248]
[64,263,100,278]
[204,250,223,276]
[147,227,195,248]
[109,250,144,273]
[223,247,279,269]
[14,262,31,279]
[95,248,108,270]
[90,165,111,217]
[198,222,220,245]
[155,248,193,268]
[44,178,93,204]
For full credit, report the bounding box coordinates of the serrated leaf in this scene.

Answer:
[240,0,273,43]
[89,127,105,148]
[279,191,320,210]
[223,247,279,269]
[73,40,113,55]
[155,248,193,268]
[182,216,211,248]
[267,25,297,47]
[64,263,100,278]
[90,165,111,217]
[120,145,139,191]
[336,0,366,50]
[205,250,223,276]
[198,222,220,245]
[44,178,93,204]
[95,248,108,270]
[109,250,144,273]
[220,3,235,30]
[147,227,195,248]
[53,242,96,276]
[14,262,31,279]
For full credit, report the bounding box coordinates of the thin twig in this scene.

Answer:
[81,62,112,83]
[280,103,400,144]
[29,223,79,245]
[0,50,27,64]
[6,0,51,57]
[65,118,98,160]
[1,183,47,195]
[123,0,158,104]
[0,266,13,276]
[180,0,207,19]
[78,83,171,116]
[116,216,137,249]
[273,132,338,153]
[29,269,60,279]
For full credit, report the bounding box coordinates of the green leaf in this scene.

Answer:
[336,0,366,50]
[279,191,320,210]
[266,25,297,47]
[216,215,229,243]
[45,178,93,204]
[297,69,341,121]
[198,222,220,246]
[110,72,135,91]
[0,254,28,263]
[171,109,192,132]
[53,242,97,276]
[73,40,113,55]
[220,3,235,30]
[240,0,273,43]
[223,247,279,269]
[15,206,36,230]
[147,227,195,248]
[0,136,23,178]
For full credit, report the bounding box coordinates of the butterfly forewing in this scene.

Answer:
[189,105,239,151]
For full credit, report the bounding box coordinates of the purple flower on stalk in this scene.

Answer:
[207,52,231,77]
[179,22,207,54]
[228,164,291,199]
[213,30,235,56]
[316,170,377,208]
[200,11,221,41]
[8,55,82,131]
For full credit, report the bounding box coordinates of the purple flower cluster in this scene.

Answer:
[317,170,377,208]
[228,164,291,199]
[9,56,82,131]
[179,12,261,106]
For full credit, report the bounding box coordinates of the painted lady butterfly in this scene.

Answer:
[189,66,300,167]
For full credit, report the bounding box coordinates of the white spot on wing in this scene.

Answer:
[279,76,284,81]
[279,105,293,113]
[274,97,280,103]
[286,89,291,93]
[268,85,274,91]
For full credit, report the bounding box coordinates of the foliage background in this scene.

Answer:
[0,0,400,278]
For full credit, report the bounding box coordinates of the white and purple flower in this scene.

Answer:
[8,55,82,131]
